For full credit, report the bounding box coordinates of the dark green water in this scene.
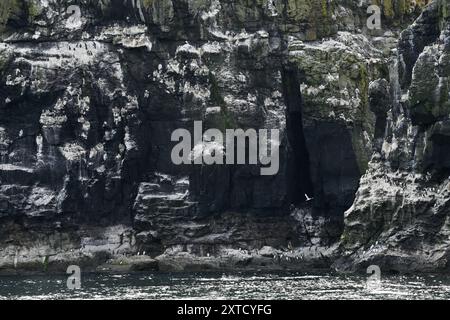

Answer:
[0,272,449,300]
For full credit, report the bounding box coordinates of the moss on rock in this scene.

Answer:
[0,0,21,33]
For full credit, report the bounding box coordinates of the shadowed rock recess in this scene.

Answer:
[0,0,445,274]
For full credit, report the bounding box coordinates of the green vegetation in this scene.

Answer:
[0,0,19,32]
[27,1,40,23]
[0,0,41,33]
[43,256,49,272]
[142,0,154,9]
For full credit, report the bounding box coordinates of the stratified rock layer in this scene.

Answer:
[0,0,440,273]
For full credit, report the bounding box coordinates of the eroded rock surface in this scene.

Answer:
[338,0,450,273]
[0,0,440,273]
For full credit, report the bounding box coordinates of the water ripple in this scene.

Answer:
[0,272,449,300]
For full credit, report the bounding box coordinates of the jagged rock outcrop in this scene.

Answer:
[337,0,450,273]
[0,0,435,273]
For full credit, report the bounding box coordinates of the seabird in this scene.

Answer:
[305,194,313,202]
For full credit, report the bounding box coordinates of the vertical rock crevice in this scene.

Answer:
[281,66,314,206]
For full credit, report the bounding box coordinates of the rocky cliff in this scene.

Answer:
[338,0,450,273]
[0,0,444,274]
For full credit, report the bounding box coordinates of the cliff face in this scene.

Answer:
[339,0,450,273]
[0,0,440,273]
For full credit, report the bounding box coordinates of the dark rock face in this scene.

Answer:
[369,78,390,150]
[398,1,441,90]
[0,0,436,273]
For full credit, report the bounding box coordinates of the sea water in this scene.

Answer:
[0,271,450,300]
